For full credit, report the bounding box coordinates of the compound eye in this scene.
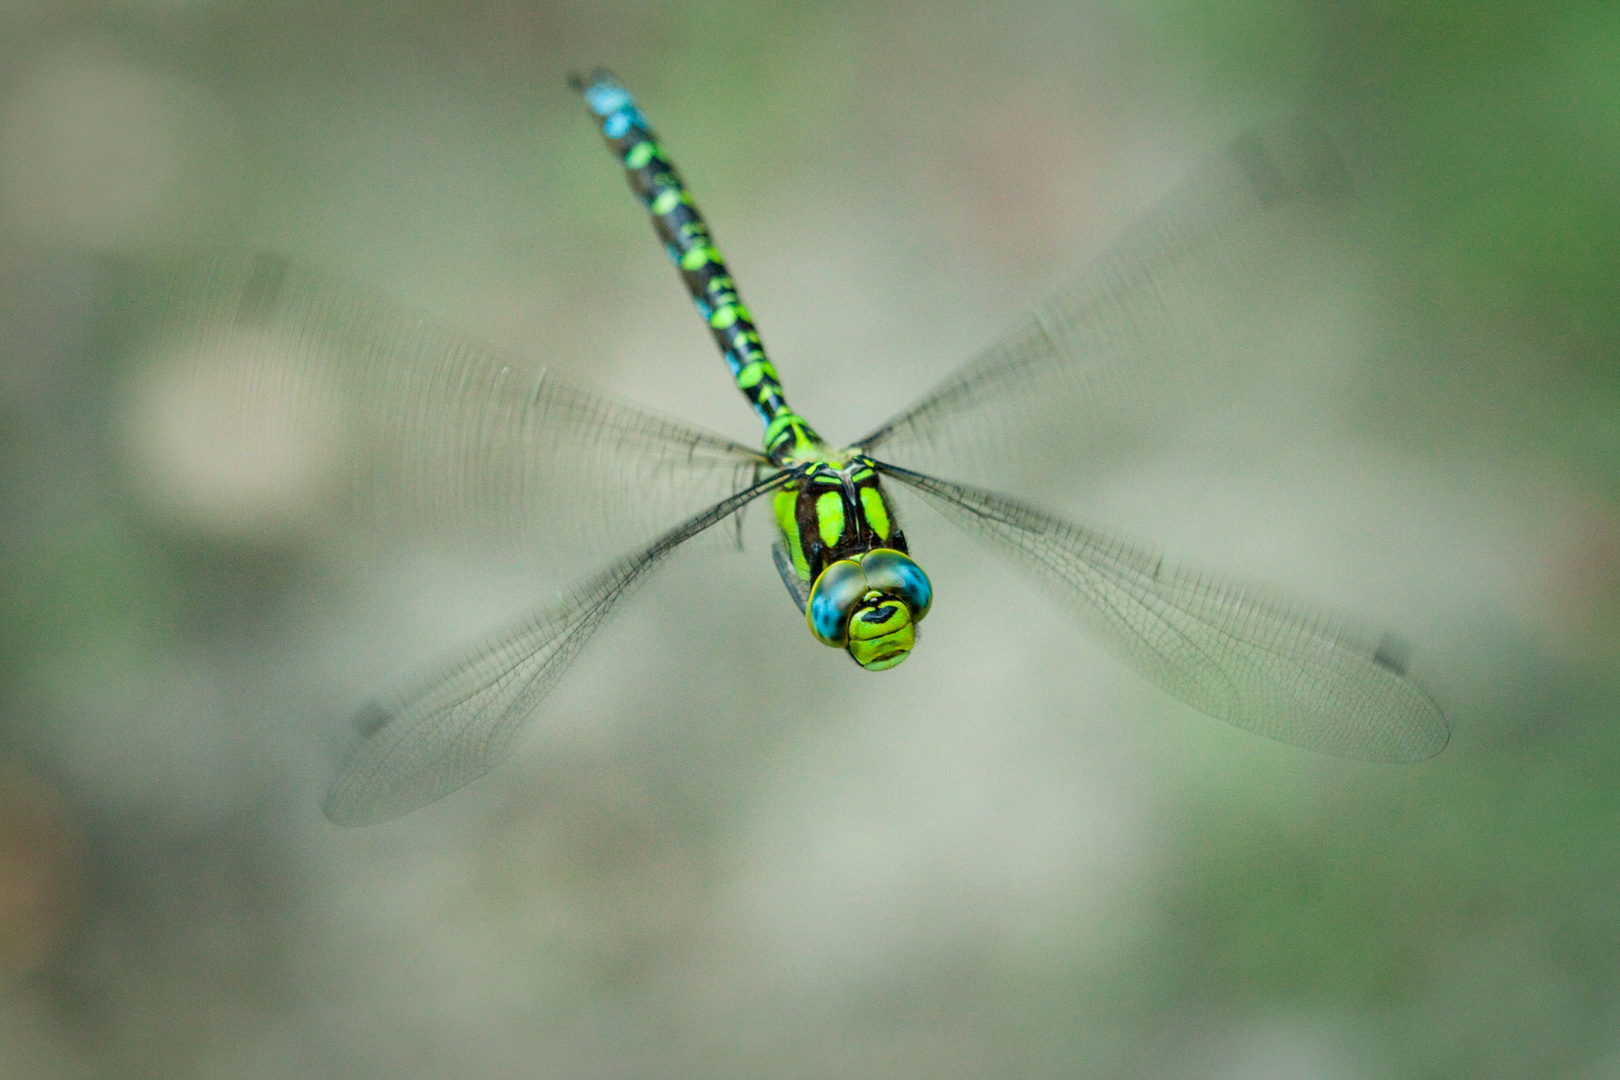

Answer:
[806,559,867,647]
[858,549,933,622]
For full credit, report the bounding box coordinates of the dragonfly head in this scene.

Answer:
[806,548,933,671]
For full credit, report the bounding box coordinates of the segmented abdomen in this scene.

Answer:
[574,70,820,463]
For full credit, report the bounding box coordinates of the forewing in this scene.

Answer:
[883,466,1447,762]
[145,252,766,549]
[857,120,1354,481]
[323,472,790,825]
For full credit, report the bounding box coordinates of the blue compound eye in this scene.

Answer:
[806,559,869,647]
[858,549,932,622]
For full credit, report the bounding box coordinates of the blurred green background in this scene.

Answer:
[2,1,1618,1077]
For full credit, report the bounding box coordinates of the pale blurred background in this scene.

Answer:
[2,2,1618,1077]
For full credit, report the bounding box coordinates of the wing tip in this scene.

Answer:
[351,698,394,741]
[320,772,382,826]
[320,700,412,826]
[1405,698,1452,763]
[320,791,370,827]
[1229,119,1356,207]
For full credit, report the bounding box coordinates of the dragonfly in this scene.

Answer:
[155,70,1447,825]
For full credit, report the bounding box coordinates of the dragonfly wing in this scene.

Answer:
[146,252,767,549]
[323,471,790,825]
[856,119,1353,479]
[881,464,1448,763]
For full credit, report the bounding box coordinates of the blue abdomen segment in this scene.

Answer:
[572,69,821,463]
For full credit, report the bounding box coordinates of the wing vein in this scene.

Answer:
[879,463,1447,762]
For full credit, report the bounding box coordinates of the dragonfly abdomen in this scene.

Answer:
[574,70,820,463]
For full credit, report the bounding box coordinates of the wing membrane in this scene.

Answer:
[323,471,791,825]
[857,120,1353,481]
[882,464,1447,762]
[147,252,766,549]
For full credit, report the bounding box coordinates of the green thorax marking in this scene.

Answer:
[772,455,908,585]
[576,72,821,463]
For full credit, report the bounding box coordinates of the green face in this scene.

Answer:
[845,594,916,670]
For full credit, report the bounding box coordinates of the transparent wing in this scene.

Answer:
[855,120,1353,480]
[881,464,1447,762]
[323,471,791,825]
[147,252,766,549]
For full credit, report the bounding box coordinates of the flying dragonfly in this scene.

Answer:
[155,71,1446,825]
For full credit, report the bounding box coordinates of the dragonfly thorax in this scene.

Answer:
[772,456,902,583]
